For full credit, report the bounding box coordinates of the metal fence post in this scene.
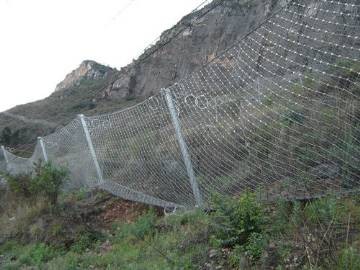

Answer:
[163,88,203,207]
[38,137,48,162]
[1,146,9,171]
[78,114,104,186]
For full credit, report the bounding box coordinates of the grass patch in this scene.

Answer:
[1,193,360,269]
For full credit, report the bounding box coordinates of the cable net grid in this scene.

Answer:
[87,95,194,208]
[164,0,360,202]
[1,0,359,208]
[4,142,44,175]
[43,118,100,190]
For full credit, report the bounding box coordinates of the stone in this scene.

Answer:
[55,60,113,92]
[209,249,218,259]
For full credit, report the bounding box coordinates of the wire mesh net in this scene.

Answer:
[1,0,359,208]
[4,142,44,175]
[42,118,100,190]
[87,96,193,208]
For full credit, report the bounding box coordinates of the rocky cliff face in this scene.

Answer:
[107,0,359,101]
[55,60,115,92]
[106,0,287,100]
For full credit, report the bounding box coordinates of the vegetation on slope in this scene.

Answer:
[0,166,360,269]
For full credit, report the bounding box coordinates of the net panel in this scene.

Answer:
[1,0,359,208]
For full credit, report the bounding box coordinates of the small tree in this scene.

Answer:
[211,192,265,247]
[30,162,68,206]
[4,173,33,198]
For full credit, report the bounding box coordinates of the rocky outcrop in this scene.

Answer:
[106,0,360,101]
[106,0,288,100]
[55,60,115,92]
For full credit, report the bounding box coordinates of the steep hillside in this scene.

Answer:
[0,0,287,147]
[106,0,287,99]
[1,0,358,149]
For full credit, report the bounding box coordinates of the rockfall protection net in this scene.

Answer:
[1,0,359,208]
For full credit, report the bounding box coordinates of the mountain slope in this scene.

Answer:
[1,0,358,148]
[0,0,286,147]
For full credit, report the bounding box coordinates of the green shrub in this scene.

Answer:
[164,209,207,228]
[229,245,247,268]
[289,200,303,227]
[211,192,265,248]
[18,243,59,267]
[49,223,64,237]
[70,231,101,254]
[30,162,68,206]
[4,173,32,198]
[2,162,68,206]
[270,199,292,234]
[73,187,87,201]
[115,209,157,241]
[244,232,267,261]
[337,247,360,270]
[304,196,338,224]
[46,252,80,270]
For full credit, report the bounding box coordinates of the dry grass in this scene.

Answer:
[0,193,48,241]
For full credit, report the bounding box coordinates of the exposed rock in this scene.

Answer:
[108,67,136,99]
[106,0,290,100]
[55,60,114,92]
[209,249,218,259]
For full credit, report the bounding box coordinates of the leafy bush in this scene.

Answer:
[70,231,102,254]
[73,188,88,201]
[228,245,247,268]
[2,162,68,206]
[30,162,68,206]
[5,173,32,198]
[244,232,267,261]
[115,209,157,241]
[17,243,60,267]
[211,192,265,248]
[304,196,338,224]
[269,199,292,235]
[289,200,303,227]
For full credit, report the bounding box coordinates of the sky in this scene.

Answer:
[0,0,207,112]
